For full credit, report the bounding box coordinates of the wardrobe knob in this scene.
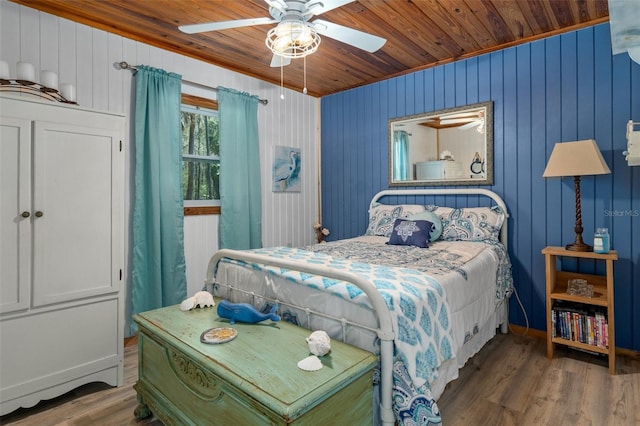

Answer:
[35,211,44,217]
[21,211,30,218]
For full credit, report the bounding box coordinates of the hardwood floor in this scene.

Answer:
[438,332,640,426]
[1,332,638,425]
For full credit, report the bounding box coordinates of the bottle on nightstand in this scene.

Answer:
[594,228,610,254]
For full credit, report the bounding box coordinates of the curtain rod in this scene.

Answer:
[115,61,268,105]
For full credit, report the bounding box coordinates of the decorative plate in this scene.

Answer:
[200,327,238,344]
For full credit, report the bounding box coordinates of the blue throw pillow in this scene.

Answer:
[387,219,433,248]
[409,211,442,242]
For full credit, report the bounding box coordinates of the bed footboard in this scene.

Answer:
[206,249,397,426]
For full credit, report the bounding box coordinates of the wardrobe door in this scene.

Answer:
[31,121,121,307]
[0,117,31,313]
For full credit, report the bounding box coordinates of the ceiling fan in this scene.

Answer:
[178,0,386,67]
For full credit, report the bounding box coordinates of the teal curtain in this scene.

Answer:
[393,130,410,180]
[130,65,187,332]
[217,86,262,249]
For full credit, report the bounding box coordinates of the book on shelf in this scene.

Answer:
[551,301,608,349]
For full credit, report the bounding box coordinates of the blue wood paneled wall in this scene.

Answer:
[320,23,640,351]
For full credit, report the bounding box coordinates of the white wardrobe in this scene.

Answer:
[415,160,463,180]
[0,95,125,415]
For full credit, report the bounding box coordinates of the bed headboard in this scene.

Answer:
[369,188,509,249]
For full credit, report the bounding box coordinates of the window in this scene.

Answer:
[181,94,220,215]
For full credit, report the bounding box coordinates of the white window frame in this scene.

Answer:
[181,99,221,214]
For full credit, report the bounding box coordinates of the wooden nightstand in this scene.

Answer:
[542,246,617,374]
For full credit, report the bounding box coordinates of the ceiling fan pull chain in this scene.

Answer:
[280,60,285,100]
[303,55,308,95]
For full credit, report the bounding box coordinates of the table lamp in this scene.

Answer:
[543,139,611,252]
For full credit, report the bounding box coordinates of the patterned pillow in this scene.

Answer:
[428,205,505,241]
[365,203,426,237]
[408,211,442,242]
[387,219,432,248]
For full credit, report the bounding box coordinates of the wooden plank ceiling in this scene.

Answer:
[10,0,609,97]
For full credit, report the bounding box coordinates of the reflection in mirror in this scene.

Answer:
[389,101,493,186]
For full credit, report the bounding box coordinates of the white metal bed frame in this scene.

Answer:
[205,188,510,426]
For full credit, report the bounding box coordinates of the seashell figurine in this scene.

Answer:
[180,297,196,311]
[179,291,215,311]
[297,355,323,372]
[193,291,215,308]
[306,330,331,356]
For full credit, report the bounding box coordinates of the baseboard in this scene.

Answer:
[507,324,546,339]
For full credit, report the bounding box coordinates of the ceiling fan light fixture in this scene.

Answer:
[266,20,320,58]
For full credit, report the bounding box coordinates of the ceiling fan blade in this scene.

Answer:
[440,118,474,124]
[459,121,481,130]
[179,17,276,34]
[270,54,291,67]
[312,19,386,53]
[441,111,481,119]
[265,0,288,14]
[305,0,355,16]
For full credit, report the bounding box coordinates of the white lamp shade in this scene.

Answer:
[543,139,611,177]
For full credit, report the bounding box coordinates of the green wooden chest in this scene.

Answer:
[133,304,377,425]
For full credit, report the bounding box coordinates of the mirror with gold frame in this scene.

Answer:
[389,101,493,186]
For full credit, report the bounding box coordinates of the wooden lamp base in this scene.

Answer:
[566,176,593,252]
[565,242,593,252]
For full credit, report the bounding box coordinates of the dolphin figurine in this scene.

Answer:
[217,299,280,325]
